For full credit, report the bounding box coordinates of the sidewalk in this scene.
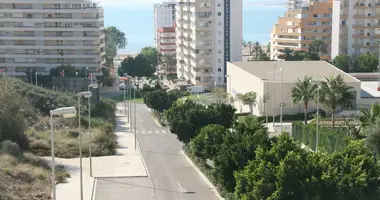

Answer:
[45,104,148,200]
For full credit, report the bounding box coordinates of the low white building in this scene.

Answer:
[226,61,362,116]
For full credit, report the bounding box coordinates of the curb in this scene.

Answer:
[180,150,225,200]
[136,138,151,177]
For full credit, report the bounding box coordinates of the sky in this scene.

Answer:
[97,0,286,7]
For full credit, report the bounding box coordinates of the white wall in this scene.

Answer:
[330,0,340,59]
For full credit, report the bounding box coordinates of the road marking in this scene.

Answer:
[161,130,166,134]
[148,130,152,134]
[177,182,187,193]
[155,130,159,134]
[141,130,146,134]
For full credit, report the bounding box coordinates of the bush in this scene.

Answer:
[0,140,21,156]
[292,121,353,153]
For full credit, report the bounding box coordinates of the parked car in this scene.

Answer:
[309,109,326,118]
[187,86,205,94]
[119,83,125,90]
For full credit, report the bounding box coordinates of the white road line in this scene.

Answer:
[155,130,159,134]
[177,182,187,193]
[148,130,152,134]
[161,130,166,134]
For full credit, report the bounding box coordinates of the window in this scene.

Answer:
[218,50,221,54]
[313,14,318,18]
[218,40,221,44]
[218,31,221,35]
[204,69,209,72]
[218,12,221,16]
[196,77,201,81]
[218,59,222,63]
[218,68,222,72]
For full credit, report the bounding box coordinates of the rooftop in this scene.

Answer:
[229,61,360,83]
[361,81,380,98]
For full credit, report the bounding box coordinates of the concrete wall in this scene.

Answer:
[227,62,363,116]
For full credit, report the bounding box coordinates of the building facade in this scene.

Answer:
[288,0,328,10]
[270,0,333,60]
[0,0,105,77]
[153,1,177,48]
[157,27,176,55]
[226,61,361,116]
[331,0,380,59]
[176,0,242,88]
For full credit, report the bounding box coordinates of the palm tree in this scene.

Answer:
[309,39,327,57]
[360,103,380,128]
[252,41,261,60]
[278,48,294,61]
[291,76,317,124]
[319,75,355,128]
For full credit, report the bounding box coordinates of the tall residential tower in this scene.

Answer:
[0,0,105,77]
[176,0,242,88]
[153,1,177,50]
[331,0,380,59]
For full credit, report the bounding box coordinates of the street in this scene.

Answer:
[95,103,218,200]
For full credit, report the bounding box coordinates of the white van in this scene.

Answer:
[187,86,204,94]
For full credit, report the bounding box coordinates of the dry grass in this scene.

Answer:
[27,127,117,158]
[0,152,69,200]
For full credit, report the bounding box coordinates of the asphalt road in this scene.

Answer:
[96,103,218,200]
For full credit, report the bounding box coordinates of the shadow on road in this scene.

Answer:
[97,178,194,194]
[139,149,180,156]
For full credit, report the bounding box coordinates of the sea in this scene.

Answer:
[103,4,287,54]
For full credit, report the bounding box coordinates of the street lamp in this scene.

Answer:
[261,78,269,128]
[133,79,137,150]
[75,72,79,92]
[28,59,33,84]
[280,68,284,132]
[272,64,276,128]
[225,74,232,103]
[311,80,321,152]
[50,107,77,200]
[77,91,92,200]
[87,84,98,177]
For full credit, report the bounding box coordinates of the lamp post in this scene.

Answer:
[280,68,284,132]
[28,59,33,84]
[50,107,77,200]
[311,80,321,152]
[77,91,92,200]
[272,64,276,128]
[129,78,132,127]
[75,72,79,92]
[87,84,98,177]
[261,78,269,128]
[35,71,38,87]
[133,79,137,150]
[225,75,232,103]
[376,38,380,91]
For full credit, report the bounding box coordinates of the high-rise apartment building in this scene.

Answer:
[331,0,380,59]
[0,0,105,77]
[176,0,242,88]
[289,0,328,9]
[153,1,177,48]
[271,0,332,60]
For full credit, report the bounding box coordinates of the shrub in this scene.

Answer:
[29,139,51,154]
[22,152,49,169]
[292,121,353,153]
[0,140,21,156]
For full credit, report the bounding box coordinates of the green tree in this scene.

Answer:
[165,101,236,143]
[353,53,379,72]
[103,26,127,68]
[309,39,327,57]
[119,55,155,77]
[234,135,380,200]
[291,76,317,124]
[237,92,257,115]
[332,54,351,72]
[360,103,380,128]
[0,78,35,149]
[213,116,269,192]
[212,88,229,104]
[362,118,380,155]
[319,75,355,128]
[252,41,261,60]
[190,124,228,159]
[140,46,160,67]
[144,90,176,123]
[49,64,86,77]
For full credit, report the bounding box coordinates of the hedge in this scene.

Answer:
[291,121,353,153]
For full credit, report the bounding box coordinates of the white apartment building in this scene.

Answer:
[153,1,177,47]
[331,0,380,59]
[176,0,242,88]
[0,0,105,77]
[288,0,328,9]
